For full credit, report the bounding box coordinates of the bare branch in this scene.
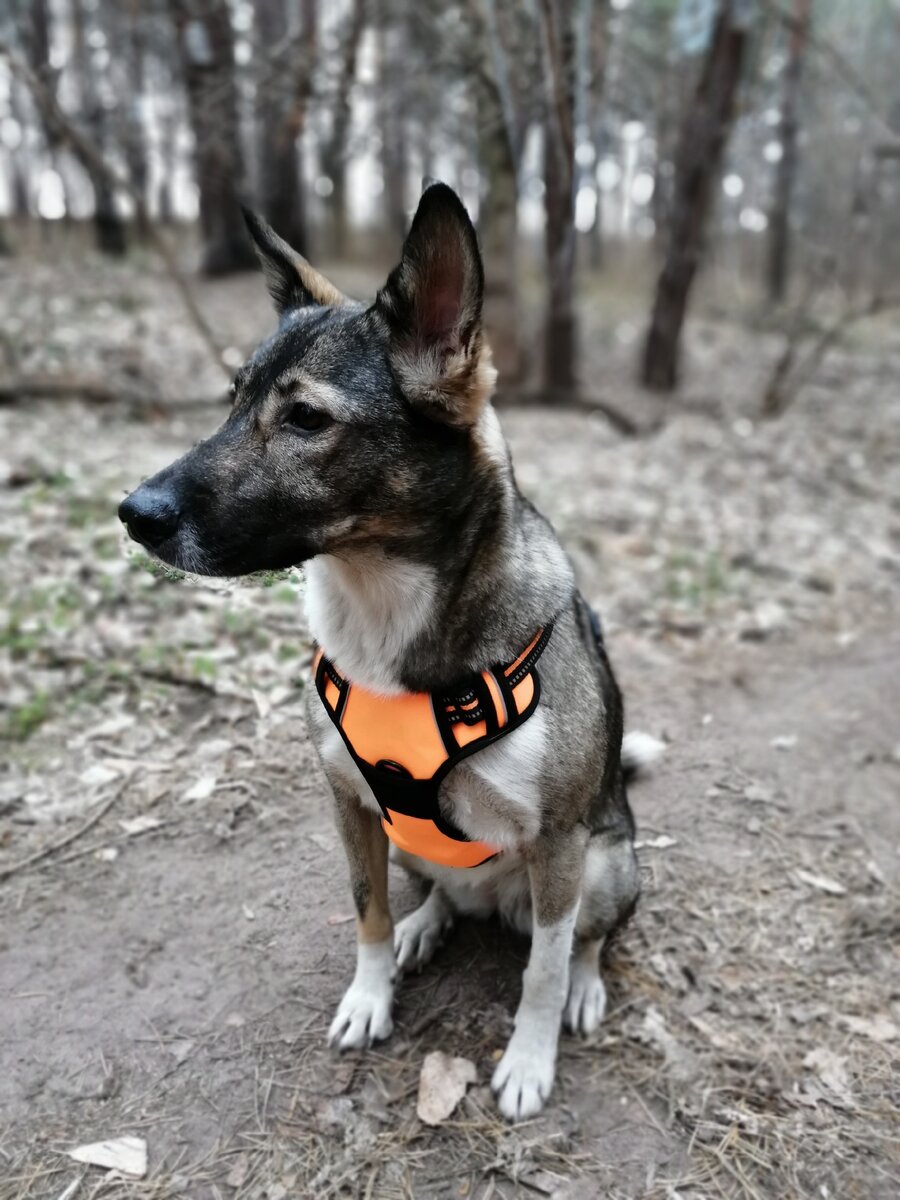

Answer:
[761,0,899,140]
[761,293,900,417]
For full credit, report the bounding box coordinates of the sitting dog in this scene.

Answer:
[119,183,656,1120]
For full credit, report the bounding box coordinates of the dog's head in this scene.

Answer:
[119,183,500,576]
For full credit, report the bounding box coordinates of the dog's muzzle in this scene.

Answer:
[118,485,182,550]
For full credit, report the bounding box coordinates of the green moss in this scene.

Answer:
[664,551,729,606]
[4,692,51,741]
[191,654,218,680]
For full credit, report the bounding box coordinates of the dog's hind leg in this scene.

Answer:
[565,936,607,1035]
[566,825,640,1036]
[394,884,455,972]
[327,779,396,1051]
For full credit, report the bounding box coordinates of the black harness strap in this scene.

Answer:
[314,624,554,843]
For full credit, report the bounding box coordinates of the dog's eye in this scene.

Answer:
[284,401,331,435]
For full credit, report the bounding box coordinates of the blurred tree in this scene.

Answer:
[472,0,527,383]
[320,0,366,257]
[766,0,811,302]
[584,0,611,269]
[170,0,255,274]
[540,0,579,396]
[641,0,752,390]
[7,82,32,219]
[375,12,408,239]
[70,0,128,254]
[119,0,151,236]
[256,0,317,255]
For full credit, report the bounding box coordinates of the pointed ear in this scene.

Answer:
[375,183,495,428]
[242,207,348,315]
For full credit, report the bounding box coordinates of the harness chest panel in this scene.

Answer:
[313,626,552,869]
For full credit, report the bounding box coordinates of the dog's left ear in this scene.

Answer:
[242,207,348,316]
[375,183,495,428]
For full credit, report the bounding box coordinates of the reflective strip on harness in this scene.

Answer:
[313,626,552,869]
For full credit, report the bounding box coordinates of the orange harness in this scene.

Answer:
[313,626,552,869]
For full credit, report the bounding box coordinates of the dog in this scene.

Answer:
[119,182,659,1121]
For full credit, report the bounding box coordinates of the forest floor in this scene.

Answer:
[1,250,899,1200]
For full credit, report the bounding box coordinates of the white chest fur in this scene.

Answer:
[305,553,437,695]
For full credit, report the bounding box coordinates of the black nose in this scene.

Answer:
[118,486,181,549]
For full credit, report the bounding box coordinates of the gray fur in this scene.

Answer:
[119,183,649,1120]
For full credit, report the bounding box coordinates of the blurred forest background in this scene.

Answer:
[2,0,899,402]
[2,4,900,1199]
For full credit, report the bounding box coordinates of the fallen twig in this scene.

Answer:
[0,373,120,406]
[0,785,125,884]
[497,388,658,437]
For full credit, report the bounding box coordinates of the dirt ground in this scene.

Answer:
[1,254,898,1199]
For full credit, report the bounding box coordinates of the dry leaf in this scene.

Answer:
[416,1051,477,1125]
[118,816,163,836]
[770,734,798,750]
[79,764,120,788]
[226,1152,250,1188]
[88,715,136,740]
[67,1135,147,1177]
[803,1047,854,1108]
[796,869,846,896]
[839,1014,898,1043]
[183,775,217,802]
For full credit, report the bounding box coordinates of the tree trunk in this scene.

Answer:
[122,0,151,236]
[7,85,32,217]
[641,1,751,391]
[586,1,610,270]
[170,0,255,274]
[70,0,128,254]
[23,0,65,220]
[376,17,407,240]
[320,0,365,257]
[766,0,810,303]
[479,85,521,383]
[540,0,578,396]
[256,0,316,254]
[156,109,179,223]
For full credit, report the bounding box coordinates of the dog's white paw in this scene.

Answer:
[394,893,452,972]
[564,958,607,1036]
[328,940,395,1050]
[492,1031,556,1121]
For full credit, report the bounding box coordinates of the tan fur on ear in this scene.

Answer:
[294,257,349,309]
[392,333,497,429]
[244,207,349,313]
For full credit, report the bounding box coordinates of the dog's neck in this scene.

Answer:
[304,411,574,695]
[305,551,441,694]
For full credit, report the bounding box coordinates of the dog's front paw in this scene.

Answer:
[394,893,452,972]
[328,940,395,1051]
[491,1030,556,1121]
[564,958,607,1036]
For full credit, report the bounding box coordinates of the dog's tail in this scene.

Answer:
[622,731,666,782]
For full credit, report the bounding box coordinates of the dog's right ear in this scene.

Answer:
[242,208,348,316]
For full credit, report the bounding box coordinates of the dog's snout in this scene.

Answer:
[118,486,182,549]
